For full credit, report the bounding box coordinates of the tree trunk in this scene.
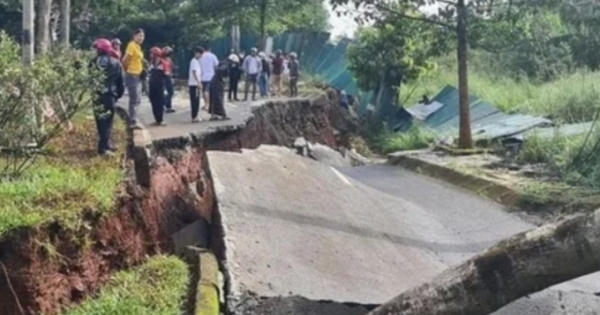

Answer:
[35,0,53,55]
[22,0,35,66]
[368,208,600,315]
[259,0,268,51]
[456,0,472,149]
[50,4,59,49]
[58,0,70,47]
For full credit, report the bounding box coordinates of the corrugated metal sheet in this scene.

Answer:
[472,114,552,140]
[408,86,553,141]
[521,121,595,139]
[434,100,501,131]
[425,85,480,128]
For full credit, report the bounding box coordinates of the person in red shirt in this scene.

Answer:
[271,50,284,96]
[162,46,176,113]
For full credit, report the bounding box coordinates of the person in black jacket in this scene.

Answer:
[147,46,168,126]
[209,61,230,120]
[227,53,241,101]
[90,38,125,156]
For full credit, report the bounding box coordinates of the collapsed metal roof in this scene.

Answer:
[406,85,554,141]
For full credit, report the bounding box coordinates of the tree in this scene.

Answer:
[365,207,600,315]
[58,0,70,47]
[468,8,573,81]
[237,0,329,49]
[35,0,53,54]
[61,0,328,52]
[346,14,448,119]
[331,0,475,148]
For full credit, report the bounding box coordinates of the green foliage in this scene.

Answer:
[0,163,121,238]
[62,255,189,315]
[516,132,582,168]
[0,33,101,177]
[236,0,330,36]
[372,125,435,153]
[515,128,600,189]
[469,10,573,81]
[67,0,329,50]
[347,16,447,91]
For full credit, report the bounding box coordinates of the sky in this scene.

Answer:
[326,1,441,39]
[326,2,361,38]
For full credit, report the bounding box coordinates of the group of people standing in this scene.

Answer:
[225,48,300,101]
[187,46,229,123]
[88,27,302,156]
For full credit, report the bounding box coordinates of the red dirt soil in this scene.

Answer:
[0,147,215,315]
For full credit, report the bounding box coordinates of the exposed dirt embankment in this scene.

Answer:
[0,148,214,315]
[205,97,356,151]
[0,96,355,315]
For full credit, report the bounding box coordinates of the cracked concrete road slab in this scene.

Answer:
[208,145,600,314]
[118,93,306,141]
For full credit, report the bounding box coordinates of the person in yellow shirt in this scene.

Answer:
[122,28,145,129]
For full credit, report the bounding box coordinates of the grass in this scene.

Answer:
[516,132,584,168]
[62,255,189,315]
[401,53,600,124]
[515,128,600,189]
[371,125,435,154]
[0,116,126,239]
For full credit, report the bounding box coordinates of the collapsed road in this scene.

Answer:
[136,93,600,315]
[208,146,600,315]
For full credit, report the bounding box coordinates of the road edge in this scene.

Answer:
[387,152,521,207]
[387,152,600,217]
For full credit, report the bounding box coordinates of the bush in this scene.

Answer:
[62,256,189,315]
[372,125,435,154]
[516,132,583,168]
[0,32,100,178]
[516,128,600,188]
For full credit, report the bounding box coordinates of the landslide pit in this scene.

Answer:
[0,96,359,315]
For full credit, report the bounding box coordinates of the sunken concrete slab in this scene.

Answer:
[209,145,600,314]
[208,146,527,305]
[209,145,450,305]
[119,94,311,142]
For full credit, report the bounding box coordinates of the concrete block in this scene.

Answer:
[132,128,153,188]
[196,250,220,315]
[171,219,209,255]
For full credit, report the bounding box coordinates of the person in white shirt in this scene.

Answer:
[199,46,219,109]
[282,52,290,91]
[243,47,262,101]
[188,47,203,123]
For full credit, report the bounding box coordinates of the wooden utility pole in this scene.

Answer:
[456,0,473,149]
[22,0,34,66]
[58,0,70,47]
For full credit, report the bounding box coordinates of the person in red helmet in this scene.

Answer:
[90,38,125,156]
[147,46,168,126]
[110,38,122,59]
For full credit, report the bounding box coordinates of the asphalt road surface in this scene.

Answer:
[209,146,600,314]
